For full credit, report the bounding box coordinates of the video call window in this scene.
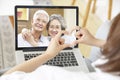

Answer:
[15,6,78,50]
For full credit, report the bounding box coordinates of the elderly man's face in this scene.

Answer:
[32,13,48,32]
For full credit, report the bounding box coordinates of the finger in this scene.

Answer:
[55,30,66,39]
[75,31,81,38]
[61,44,71,49]
[24,33,28,38]
[24,33,27,38]
[72,40,80,45]
[59,38,65,45]
[22,34,26,40]
[71,26,81,32]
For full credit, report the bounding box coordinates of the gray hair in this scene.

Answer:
[33,10,49,22]
[47,14,67,30]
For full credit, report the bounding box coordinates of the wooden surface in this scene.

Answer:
[108,0,113,20]
[9,16,14,28]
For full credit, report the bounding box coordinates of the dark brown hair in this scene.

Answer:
[97,13,120,73]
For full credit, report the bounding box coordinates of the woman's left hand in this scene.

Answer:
[45,30,75,58]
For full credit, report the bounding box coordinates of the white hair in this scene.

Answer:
[33,10,49,22]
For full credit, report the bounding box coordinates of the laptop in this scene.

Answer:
[15,5,89,72]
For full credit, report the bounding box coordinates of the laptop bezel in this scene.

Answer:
[15,5,79,51]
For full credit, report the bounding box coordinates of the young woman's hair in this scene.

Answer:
[46,14,67,30]
[97,13,120,74]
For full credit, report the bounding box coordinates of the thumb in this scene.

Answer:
[72,40,80,45]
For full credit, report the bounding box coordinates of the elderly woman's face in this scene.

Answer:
[48,19,62,38]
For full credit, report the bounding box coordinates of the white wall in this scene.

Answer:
[95,0,120,22]
[0,0,33,15]
[85,0,120,22]
[64,9,76,31]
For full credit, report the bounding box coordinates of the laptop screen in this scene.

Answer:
[15,6,79,51]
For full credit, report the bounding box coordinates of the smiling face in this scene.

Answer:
[32,13,48,32]
[48,19,62,38]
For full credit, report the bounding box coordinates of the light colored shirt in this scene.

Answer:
[1,59,120,80]
[18,33,49,47]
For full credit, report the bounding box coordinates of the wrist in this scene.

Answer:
[45,48,59,60]
[93,38,106,48]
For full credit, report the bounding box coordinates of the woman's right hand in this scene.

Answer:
[75,28,96,45]
[74,27,105,48]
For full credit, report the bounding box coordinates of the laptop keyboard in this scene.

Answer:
[24,53,41,60]
[24,52,79,67]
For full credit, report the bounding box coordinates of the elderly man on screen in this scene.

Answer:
[18,10,49,47]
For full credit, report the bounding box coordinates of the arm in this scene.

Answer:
[91,38,106,48]
[4,31,74,75]
[21,28,38,47]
